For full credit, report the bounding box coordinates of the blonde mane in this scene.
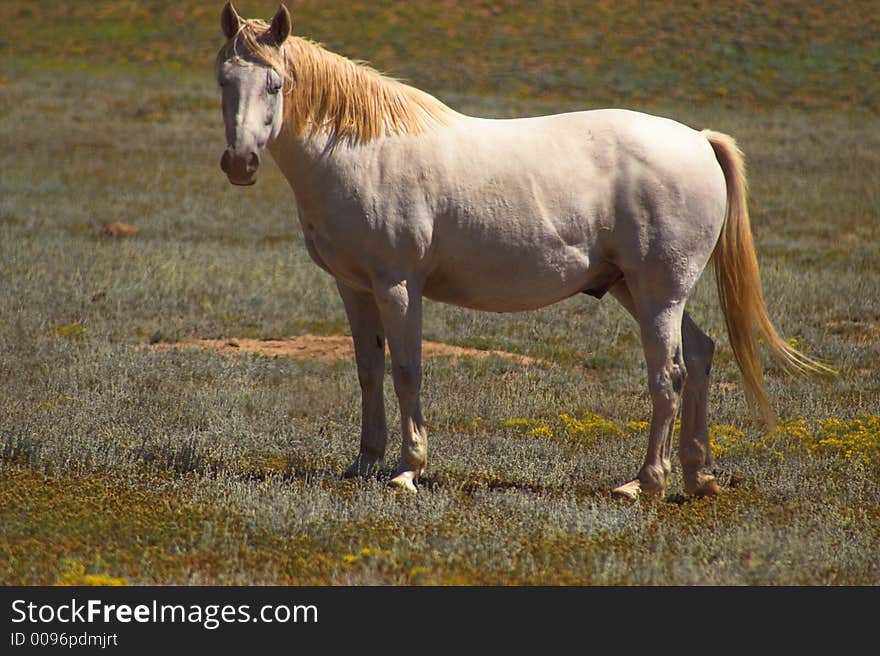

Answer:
[216,19,455,142]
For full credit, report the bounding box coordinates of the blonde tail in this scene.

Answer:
[704,130,833,430]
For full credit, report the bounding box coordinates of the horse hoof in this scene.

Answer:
[344,456,382,479]
[613,477,667,500]
[611,479,642,501]
[687,475,721,498]
[388,471,418,493]
[388,469,419,493]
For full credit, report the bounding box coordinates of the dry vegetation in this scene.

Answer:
[0,1,878,585]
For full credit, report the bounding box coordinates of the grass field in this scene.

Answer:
[1,1,878,585]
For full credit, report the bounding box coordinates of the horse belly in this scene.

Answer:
[423,240,600,312]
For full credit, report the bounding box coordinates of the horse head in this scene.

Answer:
[217,3,291,185]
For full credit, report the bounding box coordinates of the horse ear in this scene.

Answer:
[268,4,292,46]
[221,2,242,39]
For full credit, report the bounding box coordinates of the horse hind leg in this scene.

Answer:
[609,281,686,500]
[680,313,720,497]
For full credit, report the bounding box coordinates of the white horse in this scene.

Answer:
[216,3,828,499]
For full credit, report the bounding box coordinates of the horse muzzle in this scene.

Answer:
[220,147,260,186]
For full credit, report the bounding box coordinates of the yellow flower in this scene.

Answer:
[53,322,85,339]
[708,424,746,458]
[345,546,392,565]
[54,560,127,586]
[528,425,553,438]
[769,415,880,465]
[500,417,553,438]
[558,413,622,440]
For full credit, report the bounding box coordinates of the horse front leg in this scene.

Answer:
[337,281,388,478]
[372,274,427,492]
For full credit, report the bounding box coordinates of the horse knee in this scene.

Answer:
[356,358,383,391]
[357,374,379,400]
[392,361,421,400]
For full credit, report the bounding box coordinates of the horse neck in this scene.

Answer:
[266,127,339,210]
[266,40,457,208]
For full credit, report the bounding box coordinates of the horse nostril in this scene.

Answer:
[220,150,231,174]
[246,151,260,173]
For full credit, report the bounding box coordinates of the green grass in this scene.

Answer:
[0,1,878,585]
[4,1,878,111]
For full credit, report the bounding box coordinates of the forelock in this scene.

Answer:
[216,18,288,75]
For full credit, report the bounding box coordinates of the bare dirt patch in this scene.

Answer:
[99,221,139,237]
[144,335,537,366]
